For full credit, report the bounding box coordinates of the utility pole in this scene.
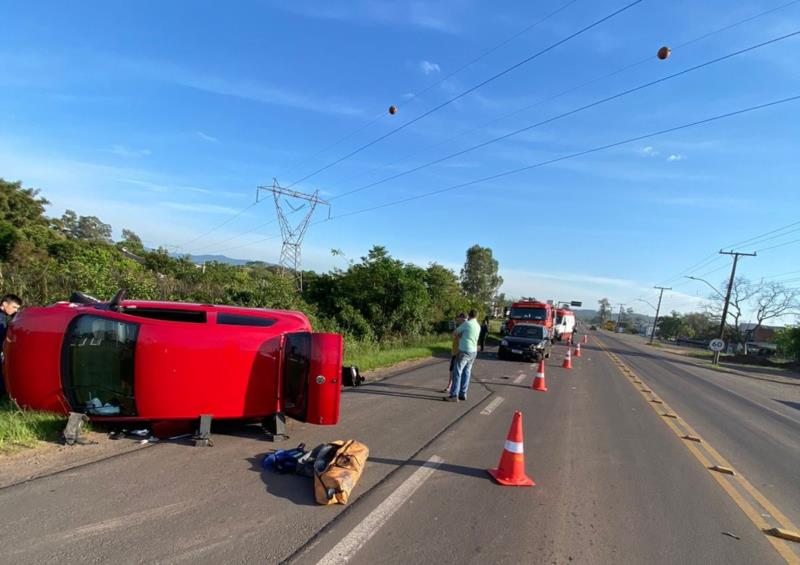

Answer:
[650,286,671,344]
[713,250,757,364]
[257,178,330,292]
[615,304,626,332]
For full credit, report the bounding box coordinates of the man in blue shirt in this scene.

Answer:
[445,309,480,402]
[0,294,22,397]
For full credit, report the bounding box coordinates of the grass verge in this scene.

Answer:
[0,398,68,453]
[344,334,451,373]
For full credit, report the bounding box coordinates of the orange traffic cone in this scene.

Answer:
[532,359,547,392]
[488,411,535,486]
[582,334,588,344]
[562,347,573,369]
[575,343,582,358]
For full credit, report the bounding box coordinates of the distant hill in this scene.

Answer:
[169,253,277,267]
[184,254,253,266]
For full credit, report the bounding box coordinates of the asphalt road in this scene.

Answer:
[596,331,800,526]
[1,336,798,564]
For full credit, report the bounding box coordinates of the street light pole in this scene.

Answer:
[685,276,725,299]
[713,250,756,364]
[650,286,671,344]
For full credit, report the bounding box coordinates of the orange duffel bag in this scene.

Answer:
[313,440,369,505]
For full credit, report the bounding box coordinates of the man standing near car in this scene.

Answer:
[445,309,480,402]
[0,294,22,397]
[443,313,466,393]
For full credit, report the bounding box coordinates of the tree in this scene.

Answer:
[460,245,502,308]
[707,276,755,345]
[75,215,113,242]
[709,277,800,347]
[54,210,113,242]
[750,281,800,337]
[424,262,468,327]
[774,326,800,361]
[657,311,684,340]
[0,179,50,228]
[596,298,611,324]
[682,312,716,339]
[118,229,145,255]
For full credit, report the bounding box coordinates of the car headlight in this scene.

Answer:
[500,339,508,347]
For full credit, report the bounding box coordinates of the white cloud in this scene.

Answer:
[420,60,441,75]
[160,202,241,215]
[196,131,218,142]
[667,153,684,162]
[652,196,752,209]
[111,144,151,158]
[271,1,457,33]
[117,178,242,198]
[640,146,659,157]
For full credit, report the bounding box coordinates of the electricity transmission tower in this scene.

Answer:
[257,179,329,292]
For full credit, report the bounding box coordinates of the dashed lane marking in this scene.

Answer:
[513,373,527,384]
[316,455,444,565]
[481,396,505,416]
[595,336,800,564]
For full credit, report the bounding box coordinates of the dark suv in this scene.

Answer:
[497,323,552,361]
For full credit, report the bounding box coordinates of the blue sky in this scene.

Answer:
[2,0,799,319]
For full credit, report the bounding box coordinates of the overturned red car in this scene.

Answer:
[3,291,343,429]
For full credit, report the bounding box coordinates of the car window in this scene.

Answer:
[63,315,139,416]
[217,313,277,327]
[121,308,207,323]
[511,325,544,338]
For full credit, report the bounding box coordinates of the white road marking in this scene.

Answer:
[316,455,443,565]
[481,396,505,415]
[513,373,527,384]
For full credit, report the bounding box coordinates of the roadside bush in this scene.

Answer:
[775,326,800,361]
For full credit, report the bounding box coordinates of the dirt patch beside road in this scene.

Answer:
[0,431,150,489]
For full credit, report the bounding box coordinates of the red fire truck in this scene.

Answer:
[3,291,344,434]
[501,300,555,338]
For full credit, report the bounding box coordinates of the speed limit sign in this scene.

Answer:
[709,338,725,352]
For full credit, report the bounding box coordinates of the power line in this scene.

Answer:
[285,0,646,190]
[178,201,259,249]
[323,30,800,203]
[279,0,581,179]
[731,223,800,249]
[178,1,800,254]
[175,1,587,252]
[755,236,800,253]
[322,95,800,223]
[215,26,799,257]
[659,218,800,286]
[174,0,800,254]
[330,0,800,202]
[214,94,800,254]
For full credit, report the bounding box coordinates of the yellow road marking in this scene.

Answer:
[595,337,800,564]
[768,529,800,544]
